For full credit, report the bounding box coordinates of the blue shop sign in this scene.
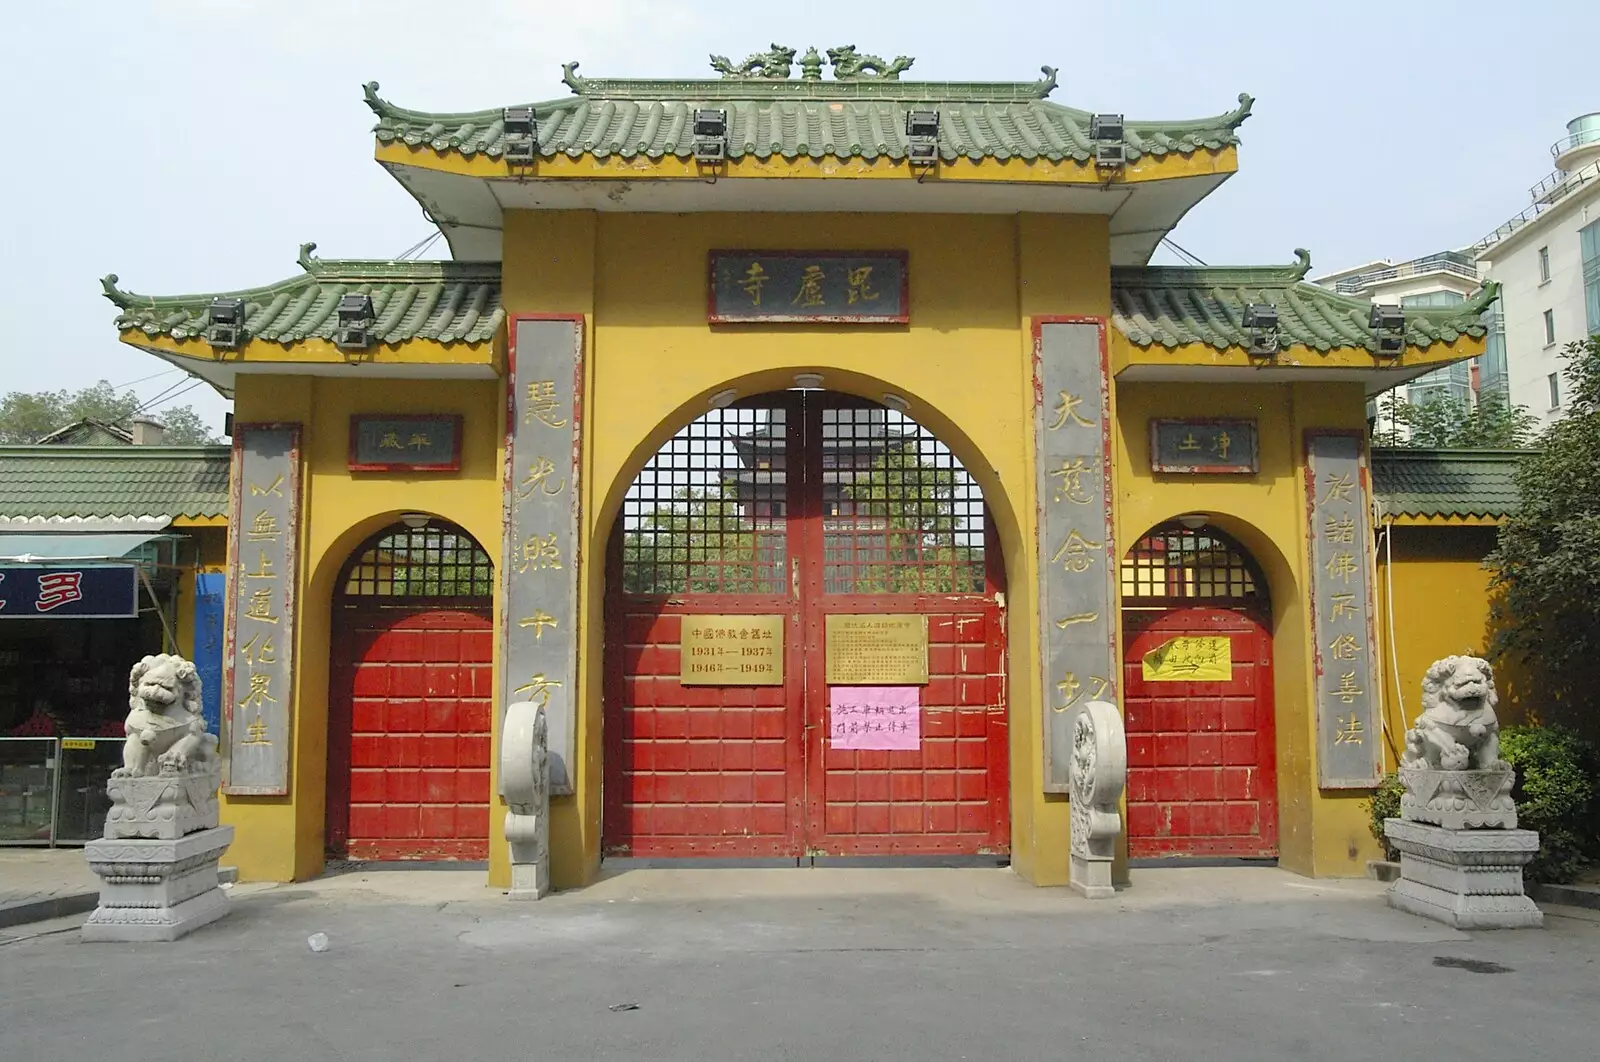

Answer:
[0,563,139,619]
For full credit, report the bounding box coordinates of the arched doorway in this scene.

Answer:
[1120,522,1277,859]
[603,391,1008,859]
[326,520,495,861]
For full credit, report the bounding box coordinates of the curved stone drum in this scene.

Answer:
[1069,700,1126,899]
[502,699,550,900]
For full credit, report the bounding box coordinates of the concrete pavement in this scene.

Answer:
[0,848,98,929]
[2,866,1597,1061]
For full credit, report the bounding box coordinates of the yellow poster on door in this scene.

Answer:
[1141,635,1232,682]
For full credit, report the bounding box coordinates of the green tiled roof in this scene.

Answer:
[363,59,1253,166]
[102,244,504,346]
[1370,448,1524,519]
[1112,253,1499,353]
[0,447,231,520]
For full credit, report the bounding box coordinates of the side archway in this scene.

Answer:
[1119,520,1279,859]
[324,518,496,861]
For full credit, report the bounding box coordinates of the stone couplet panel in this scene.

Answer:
[222,424,300,796]
[1305,432,1382,789]
[1035,321,1117,793]
[504,318,584,795]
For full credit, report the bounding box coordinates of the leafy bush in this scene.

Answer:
[1367,726,1599,881]
[1365,772,1406,862]
[1500,725,1600,883]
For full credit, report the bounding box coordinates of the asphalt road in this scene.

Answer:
[2,868,1595,1062]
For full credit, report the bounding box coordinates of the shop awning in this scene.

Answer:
[0,532,171,564]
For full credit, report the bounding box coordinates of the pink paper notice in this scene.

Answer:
[829,686,921,750]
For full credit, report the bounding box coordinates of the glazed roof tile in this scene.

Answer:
[104,250,1499,358]
[1370,448,1523,519]
[363,59,1253,166]
[0,447,231,520]
[1112,253,1499,352]
[101,245,504,346]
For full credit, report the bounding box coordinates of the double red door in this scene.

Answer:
[327,606,494,860]
[604,392,1009,859]
[1121,606,1277,858]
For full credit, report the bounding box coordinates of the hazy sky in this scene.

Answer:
[3,0,1595,435]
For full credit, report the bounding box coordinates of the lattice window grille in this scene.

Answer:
[1120,525,1261,602]
[341,524,494,599]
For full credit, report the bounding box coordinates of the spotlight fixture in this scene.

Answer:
[1242,302,1280,355]
[693,108,728,162]
[905,110,940,167]
[1369,303,1406,358]
[335,293,375,352]
[206,297,246,349]
[503,106,538,164]
[1091,113,1125,170]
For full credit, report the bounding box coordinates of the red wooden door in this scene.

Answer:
[328,608,494,860]
[604,393,1008,859]
[327,523,497,862]
[1121,606,1277,858]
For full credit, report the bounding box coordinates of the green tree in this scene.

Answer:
[1487,337,1600,718]
[618,442,980,595]
[0,379,218,444]
[841,441,980,593]
[621,485,766,594]
[1371,387,1539,449]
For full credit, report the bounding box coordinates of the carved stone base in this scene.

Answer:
[103,766,221,839]
[509,860,550,901]
[1070,853,1115,899]
[1383,819,1543,929]
[1397,765,1516,830]
[81,825,234,942]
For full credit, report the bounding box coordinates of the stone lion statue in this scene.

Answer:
[117,654,216,777]
[1402,655,1505,772]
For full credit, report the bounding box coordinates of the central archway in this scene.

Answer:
[602,390,1009,859]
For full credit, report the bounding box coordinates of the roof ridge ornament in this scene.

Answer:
[708,44,797,80]
[1225,93,1255,129]
[100,274,137,309]
[561,62,588,95]
[826,45,914,81]
[298,242,320,273]
[1290,248,1312,281]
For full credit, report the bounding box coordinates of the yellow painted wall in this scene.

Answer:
[220,375,505,883]
[499,209,1116,886]
[1111,371,1380,877]
[1374,525,1505,750]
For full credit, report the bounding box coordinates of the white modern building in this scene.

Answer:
[1311,250,1498,413]
[1473,113,1600,427]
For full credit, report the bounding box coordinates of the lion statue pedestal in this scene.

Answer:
[1383,656,1542,929]
[82,655,235,942]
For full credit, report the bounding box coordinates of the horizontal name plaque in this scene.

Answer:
[709,251,907,324]
[1150,419,1258,474]
[349,415,463,472]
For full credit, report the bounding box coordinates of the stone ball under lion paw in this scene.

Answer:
[1441,746,1469,770]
